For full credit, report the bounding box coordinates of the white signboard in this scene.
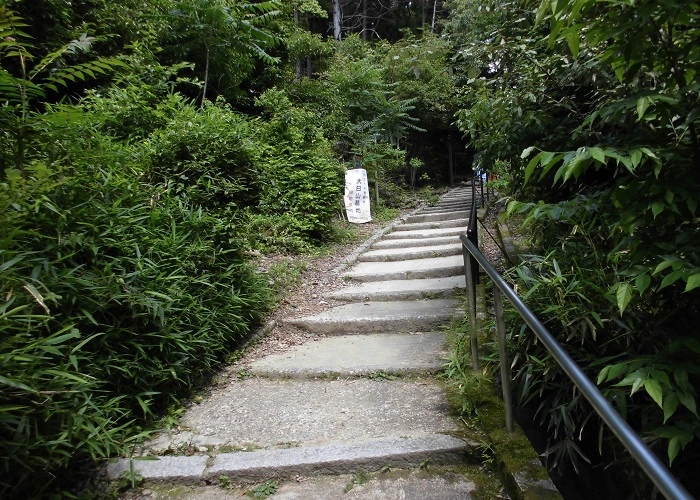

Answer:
[344,168,372,223]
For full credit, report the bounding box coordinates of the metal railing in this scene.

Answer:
[460,181,692,499]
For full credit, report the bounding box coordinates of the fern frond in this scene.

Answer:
[41,57,127,90]
[0,69,44,104]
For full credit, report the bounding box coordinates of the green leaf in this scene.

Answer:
[636,96,650,120]
[685,273,700,292]
[653,259,676,275]
[616,282,633,315]
[635,273,651,295]
[566,30,580,58]
[650,201,664,218]
[0,254,23,271]
[630,149,642,167]
[659,270,684,290]
[43,329,80,345]
[662,393,679,423]
[588,147,606,164]
[668,436,681,465]
[676,390,698,417]
[597,366,610,384]
[539,152,560,179]
[644,378,663,409]
[617,368,645,388]
[0,374,36,393]
[631,376,644,395]
[524,154,540,184]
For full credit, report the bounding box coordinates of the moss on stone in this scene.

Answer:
[442,302,561,500]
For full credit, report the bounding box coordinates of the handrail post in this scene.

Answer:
[462,245,479,371]
[464,176,480,370]
[493,284,514,433]
[479,170,485,207]
[468,175,479,284]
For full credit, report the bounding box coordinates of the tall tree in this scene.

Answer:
[162,0,281,105]
[332,0,342,39]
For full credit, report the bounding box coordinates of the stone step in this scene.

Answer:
[382,227,466,240]
[358,242,462,262]
[286,299,461,334]
[327,275,465,302]
[393,219,468,232]
[420,203,470,213]
[405,210,469,223]
[248,332,447,378]
[371,235,459,249]
[131,378,466,454]
[438,197,470,204]
[107,435,474,483]
[441,188,471,197]
[345,255,464,282]
[206,435,471,481]
[110,468,489,499]
[438,192,471,200]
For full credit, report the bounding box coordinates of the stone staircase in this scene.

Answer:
[105,187,515,498]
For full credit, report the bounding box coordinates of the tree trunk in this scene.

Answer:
[294,7,302,79]
[333,0,342,41]
[362,0,368,40]
[431,0,438,33]
[375,171,380,206]
[202,44,210,107]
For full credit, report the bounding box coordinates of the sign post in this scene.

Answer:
[344,168,372,223]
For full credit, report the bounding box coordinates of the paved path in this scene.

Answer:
[106,187,548,498]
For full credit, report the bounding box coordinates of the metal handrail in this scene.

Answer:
[459,233,693,499]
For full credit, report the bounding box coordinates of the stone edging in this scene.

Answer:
[243,205,427,348]
[330,205,425,275]
[496,217,521,265]
[471,211,559,499]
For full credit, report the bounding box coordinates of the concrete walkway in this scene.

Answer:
[105,187,532,498]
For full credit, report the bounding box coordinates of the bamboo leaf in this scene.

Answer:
[0,374,36,393]
[23,283,50,315]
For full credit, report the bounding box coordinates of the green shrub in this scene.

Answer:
[143,99,259,209]
[251,89,344,251]
[0,116,272,496]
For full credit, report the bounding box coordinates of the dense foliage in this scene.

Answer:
[3,0,695,496]
[445,0,699,495]
[0,2,460,496]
